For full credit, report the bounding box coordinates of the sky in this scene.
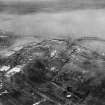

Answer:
[0,0,105,39]
[0,0,58,2]
[0,0,105,51]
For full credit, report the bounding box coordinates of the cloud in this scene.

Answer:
[0,0,58,2]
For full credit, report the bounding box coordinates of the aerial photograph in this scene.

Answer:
[0,0,105,105]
